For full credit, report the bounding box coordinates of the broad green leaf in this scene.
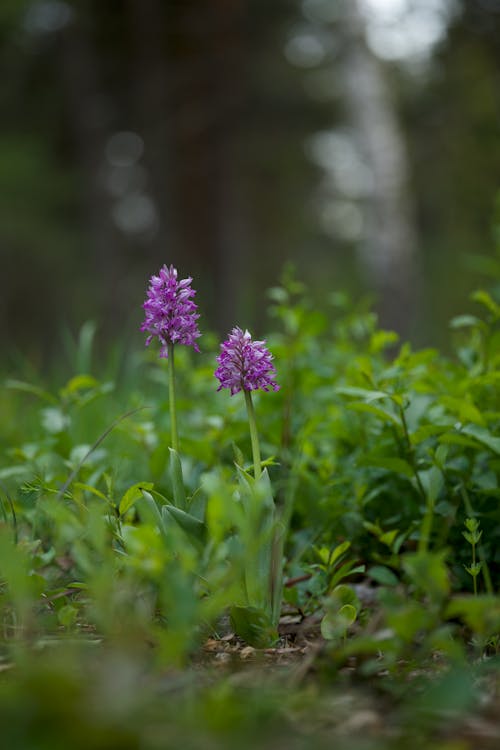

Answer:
[368,565,399,586]
[119,482,154,516]
[329,584,360,610]
[321,604,357,640]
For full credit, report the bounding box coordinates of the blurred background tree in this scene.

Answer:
[0,0,499,364]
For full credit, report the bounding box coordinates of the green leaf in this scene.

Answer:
[471,290,500,319]
[449,314,485,330]
[379,529,399,548]
[136,491,167,540]
[161,505,206,546]
[73,483,110,504]
[336,386,390,403]
[368,565,399,586]
[419,466,444,505]
[410,424,453,445]
[321,604,357,640]
[447,595,500,636]
[61,374,99,396]
[358,456,414,478]
[434,444,449,468]
[119,482,154,516]
[57,604,78,628]
[438,433,484,449]
[403,551,450,601]
[369,329,399,354]
[385,601,432,643]
[169,448,187,509]
[232,442,245,468]
[440,396,484,425]
[347,402,400,427]
[329,563,365,590]
[4,379,57,403]
[329,540,351,567]
[464,562,482,577]
[328,584,360,610]
[460,425,500,455]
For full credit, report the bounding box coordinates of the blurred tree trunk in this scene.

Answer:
[339,0,420,334]
[58,9,118,322]
[128,0,178,259]
[170,0,249,332]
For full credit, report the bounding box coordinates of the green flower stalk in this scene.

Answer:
[167,342,178,451]
[244,389,262,481]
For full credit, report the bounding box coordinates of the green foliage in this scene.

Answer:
[1,271,500,745]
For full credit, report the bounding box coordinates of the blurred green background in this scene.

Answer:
[1,0,499,364]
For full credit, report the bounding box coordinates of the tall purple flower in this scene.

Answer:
[141,265,201,358]
[215,327,280,396]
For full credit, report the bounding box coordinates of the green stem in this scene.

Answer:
[472,542,477,597]
[461,485,493,595]
[168,342,179,452]
[419,508,433,554]
[399,404,431,552]
[244,389,262,481]
[399,405,427,503]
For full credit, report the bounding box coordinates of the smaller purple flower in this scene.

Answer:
[215,327,280,396]
[141,265,201,358]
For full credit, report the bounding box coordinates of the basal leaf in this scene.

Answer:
[169,448,187,509]
[162,505,206,546]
